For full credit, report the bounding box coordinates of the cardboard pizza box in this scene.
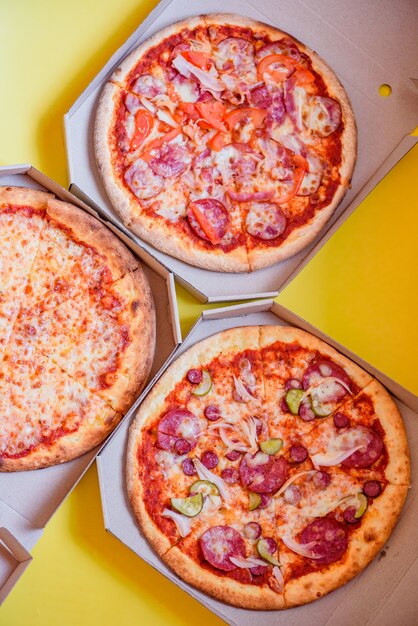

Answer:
[0,164,182,604]
[97,299,418,625]
[64,0,418,302]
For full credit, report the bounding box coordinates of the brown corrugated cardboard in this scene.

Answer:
[65,0,418,302]
[0,165,181,603]
[97,299,417,625]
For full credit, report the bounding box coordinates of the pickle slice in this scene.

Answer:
[257,538,281,566]
[310,393,332,417]
[249,492,261,511]
[191,370,212,396]
[171,493,204,517]
[260,438,283,455]
[285,389,304,415]
[189,480,220,497]
[354,492,368,519]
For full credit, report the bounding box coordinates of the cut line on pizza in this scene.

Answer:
[127,325,409,609]
[95,14,356,272]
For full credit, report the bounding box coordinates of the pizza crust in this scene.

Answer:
[0,185,53,210]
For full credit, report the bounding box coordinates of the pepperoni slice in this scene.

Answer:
[266,90,286,126]
[200,526,246,571]
[239,452,287,493]
[132,74,166,98]
[187,198,229,243]
[300,518,348,564]
[255,38,301,63]
[245,202,287,240]
[157,409,200,451]
[216,37,256,82]
[302,361,352,401]
[124,160,164,199]
[149,142,190,179]
[248,85,273,109]
[341,426,384,468]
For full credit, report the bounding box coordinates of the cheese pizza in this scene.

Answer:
[0,186,155,471]
[95,14,356,272]
[127,326,409,609]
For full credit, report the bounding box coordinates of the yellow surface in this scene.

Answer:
[1,1,417,625]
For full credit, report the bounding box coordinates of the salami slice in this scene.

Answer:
[297,152,323,196]
[245,202,286,240]
[132,74,166,98]
[266,90,286,127]
[341,426,384,468]
[124,160,164,199]
[215,37,257,84]
[157,408,200,451]
[149,141,191,178]
[302,361,352,401]
[248,85,273,109]
[187,198,229,243]
[255,38,301,63]
[200,526,246,571]
[300,518,348,564]
[239,452,287,493]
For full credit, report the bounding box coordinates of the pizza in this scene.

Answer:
[95,14,356,273]
[0,186,155,471]
[127,325,409,609]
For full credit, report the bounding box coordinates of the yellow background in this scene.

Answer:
[1,1,417,624]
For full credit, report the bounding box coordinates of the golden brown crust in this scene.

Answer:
[284,484,409,607]
[0,185,53,210]
[101,269,156,413]
[0,407,122,472]
[95,14,356,273]
[46,198,139,281]
[162,546,286,609]
[360,380,410,486]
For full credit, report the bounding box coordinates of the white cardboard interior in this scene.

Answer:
[0,165,181,603]
[97,300,418,625]
[65,0,418,302]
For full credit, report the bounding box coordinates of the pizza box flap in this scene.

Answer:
[0,527,33,606]
[0,165,180,602]
[65,0,418,302]
[97,301,418,625]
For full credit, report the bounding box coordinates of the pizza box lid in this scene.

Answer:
[64,0,418,302]
[0,164,181,604]
[97,299,418,625]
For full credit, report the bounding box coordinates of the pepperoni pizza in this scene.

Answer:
[95,14,356,272]
[127,326,409,609]
[0,186,155,471]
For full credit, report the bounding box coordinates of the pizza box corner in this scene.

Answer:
[0,164,182,605]
[64,0,418,303]
[96,299,418,626]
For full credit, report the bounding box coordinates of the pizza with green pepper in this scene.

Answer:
[127,326,409,609]
[95,14,356,272]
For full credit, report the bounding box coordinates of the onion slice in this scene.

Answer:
[233,375,254,403]
[281,534,322,559]
[194,458,231,503]
[306,494,355,518]
[229,556,267,569]
[162,508,192,537]
[311,445,363,469]
[275,470,317,499]
[301,376,352,403]
[272,565,284,591]
[172,54,224,92]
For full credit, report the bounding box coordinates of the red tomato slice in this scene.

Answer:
[189,202,222,244]
[130,109,154,150]
[225,107,266,130]
[195,101,228,132]
[207,131,230,151]
[182,50,212,70]
[293,68,315,84]
[141,128,181,161]
[257,54,296,82]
